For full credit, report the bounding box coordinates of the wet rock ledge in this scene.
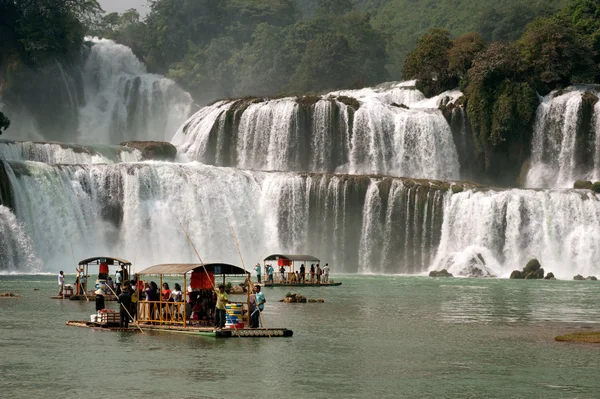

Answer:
[120,141,177,161]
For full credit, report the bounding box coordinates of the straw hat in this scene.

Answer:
[95,289,104,295]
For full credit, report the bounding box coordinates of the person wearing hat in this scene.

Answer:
[95,289,105,313]
[255,263,262,284]
[214,284,228,330]
[117,282,132,328]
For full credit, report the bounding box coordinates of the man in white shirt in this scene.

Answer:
[58,271,64,296]
[323,264,330,283]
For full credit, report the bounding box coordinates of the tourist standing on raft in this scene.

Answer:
[255,263,262,283]
[310,264,315,283]
[115,268,122,295]
[117,283,132,328]
[300,264,306,283]
[267,264,274,284]
[214,284,228,329]
[323,264,330,283]
[316,264,322,284]
[251,285,265,328]
[57,271,64,296]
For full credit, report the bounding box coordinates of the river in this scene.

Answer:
[1,274,599,398]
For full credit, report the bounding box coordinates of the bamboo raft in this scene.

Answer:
[66,320,292,338]
[262,282,342,287]
[52,294,118,300]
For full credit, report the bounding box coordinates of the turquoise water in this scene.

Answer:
[1,275,599,398]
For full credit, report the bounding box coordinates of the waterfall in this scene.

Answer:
[0,205,40,272]
[526,87,600,188]
[2,160,447,273]
[0,140,142,163]
[2,38,193,144]
[78,37,193,143]
[173,83,461,181]
[433,188,600,279]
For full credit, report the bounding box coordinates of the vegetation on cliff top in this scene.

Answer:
[401,0,600,184]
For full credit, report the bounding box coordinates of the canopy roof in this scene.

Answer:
[264,254,320,262]
[78,257,131,266]
[136,263,249,276]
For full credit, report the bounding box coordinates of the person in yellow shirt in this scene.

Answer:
[214,284,228,329]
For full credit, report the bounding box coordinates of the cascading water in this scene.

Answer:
[2,160,447,273]
[172,83,461,181]
[2,38,193,144]
[526,87,600,188]
[432,188,600,279]
[0,205,40,272]
[78,37,193,143]
[0,140,142,163]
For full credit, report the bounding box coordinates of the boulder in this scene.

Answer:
[586,276,598,281]
[510,270,523,279]
[543,272,556,280]
[279,293,307,303]
[429,269,453,277]
[574,274,585,280]
[229,285,245,294]
[523,259,541,274]
[451,185,464,194]
[510,259,544,279]
[120,141,177,161]
[574,180,593,190]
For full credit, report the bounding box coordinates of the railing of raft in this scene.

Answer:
[138,300,186,325]
[264,272,330,284]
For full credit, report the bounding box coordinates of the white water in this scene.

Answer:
[433,189,600,279]
[78,38,193,143]
[526,87,600,188]
[2,161,443,274]
[173,83,461,181]
[0,140,142,163]
[0,205,41,271]
[2,38,193,144]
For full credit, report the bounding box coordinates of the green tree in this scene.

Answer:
[316,0,354,17]
[0,112,9,134]
[401,29,452,96]
[518,16,593,91]
[448,32,486,88]
[289,33,354,92]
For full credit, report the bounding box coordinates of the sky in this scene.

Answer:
[98,0,149,16]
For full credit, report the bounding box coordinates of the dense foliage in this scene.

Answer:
[87,0,574,102]
[402,0,600,184]
[0,0,102,135]
[0,112,9,133]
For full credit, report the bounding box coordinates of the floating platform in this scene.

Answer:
[66,321,292,338]
[52,294,118,301]
[262,282,342,287]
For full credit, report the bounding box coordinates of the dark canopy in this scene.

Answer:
[264,254,320,262]
[78,257,131,266]
[136,263,249,276]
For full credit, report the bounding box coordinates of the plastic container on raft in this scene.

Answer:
[63,285,73,297]
[94,279,108,294]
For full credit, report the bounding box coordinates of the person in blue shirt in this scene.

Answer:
[267,264,274,284]
[251,285,266,328]
[255,263,262,283]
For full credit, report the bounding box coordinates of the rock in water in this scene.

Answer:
[510,270,523,279]
[120,141,177,161]
[429,269,453,277]
[574,274,585,280]
[574,180,593,190]
[511,259,544,279]
[543,272,556,280]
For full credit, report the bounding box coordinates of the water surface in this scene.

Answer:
[1,275,599,398]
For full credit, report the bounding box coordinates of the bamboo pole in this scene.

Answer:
[69,240,88,302]
[104,280,145,334]
[230,226,271,338]
[175,216,240,336]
